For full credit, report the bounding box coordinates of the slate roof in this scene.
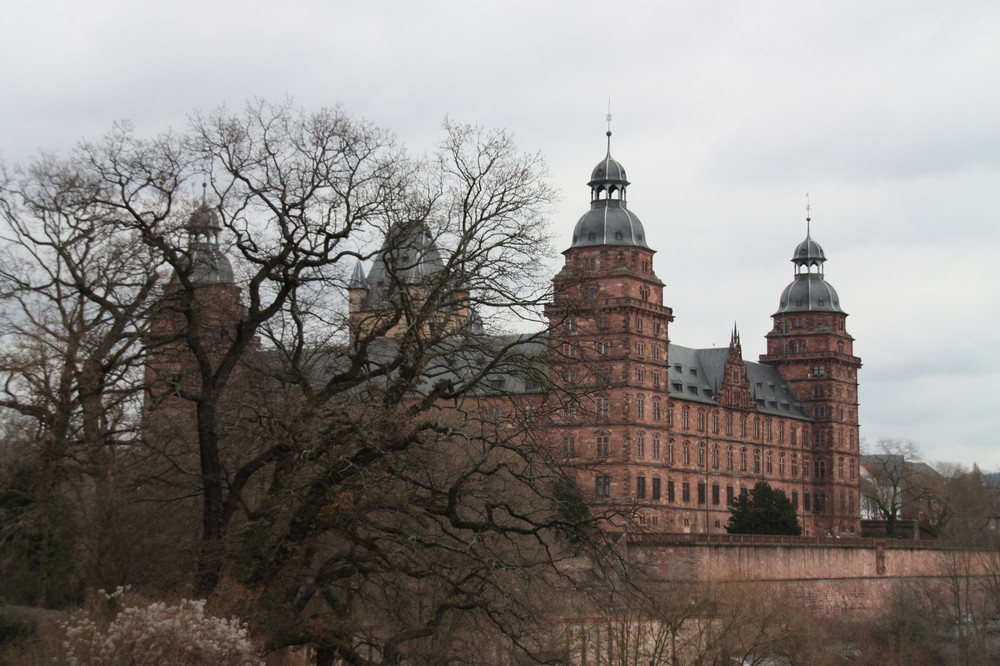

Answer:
[665,344,812,419]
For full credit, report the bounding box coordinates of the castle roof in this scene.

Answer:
[569,132,650,250]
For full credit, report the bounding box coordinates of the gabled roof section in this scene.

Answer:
[667,343,811,419]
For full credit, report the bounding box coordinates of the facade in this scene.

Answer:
[149,133,863,538]
[542,133,862,536]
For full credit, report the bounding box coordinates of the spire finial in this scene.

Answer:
[805,191,812,237]
[606,98,613,153]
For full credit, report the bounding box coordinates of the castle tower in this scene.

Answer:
[545,131,674,524]
[347,220,470,342]
[144,203,243,442]
[759,220,862,534]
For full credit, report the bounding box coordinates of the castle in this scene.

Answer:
[347,131,862,537]
[147,131,862,538]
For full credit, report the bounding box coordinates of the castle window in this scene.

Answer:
[740,418,747,438]
[712,484,720,506]
[672,381,683,392]
[766,451,773,474]
[726,415,734,436]
[753,449,761,474]
[682,409,690,429]
[635,343,645,357]
[636,317,644,331]
[652,345,661,359]
[792,454,799,477]
[652,371,660,387]
[753,419,760,439]
[666,440,673,463]
[562,369,577,385]
[595,475,611,498]
[666,407,674,426]
[803,455,811,478]
[652,437,661,459]
[779,422,785,444]
[712,413,720,434]
[667,480,675,502]
[697,413,705,432]
[689,368,697,376]
[563,436,577,458]
[596,341,610,355]
[687,386,698,395]
[597,317,610,331]
[712,444,720,470]
[596,398,610,418]
[726,446,734,471]
[652,477,661,500]
[596,436,610,457]
[635,434,645,458]
[849,459,856,481]
[682,482,691,503]
[566,318,577,333]
[563,403,576,420]
[766,421,773,441]
[636,399,645,419]
[740,447,748,472]
[636,476,646,499]
[811,366,825,377]
[697,482,706,505]
[652,401,662,421]
[727,485,735,505]
[815,458,826,479]
[779,453,786,476]
[682,443,690,466]
[640,286,650,301]
[561,343,576,358]
[635,367,645,383]
[697,443,705,468]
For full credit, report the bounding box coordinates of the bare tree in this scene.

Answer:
[861,438,935,538]
[1,102,621,662]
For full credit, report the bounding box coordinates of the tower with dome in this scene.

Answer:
[545,132,861,536]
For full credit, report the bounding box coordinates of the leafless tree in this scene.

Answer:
[1,101,622,663]
[861,438,935,538]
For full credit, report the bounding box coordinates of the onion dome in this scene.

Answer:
[570,131,649,249]
[775,231,844,314]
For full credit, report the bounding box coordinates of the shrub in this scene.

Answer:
[59,589,260,666]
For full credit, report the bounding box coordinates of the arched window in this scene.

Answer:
[697,443,705,468]
[682,443,691,466]
[712,444,720,470]
[740,447,748,472]
[726,446,734,471]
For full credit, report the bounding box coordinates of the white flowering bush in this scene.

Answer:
[59,589,261,665]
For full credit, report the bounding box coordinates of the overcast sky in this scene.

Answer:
[2,0,998,468]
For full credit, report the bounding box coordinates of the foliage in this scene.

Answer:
[726,481,801,536]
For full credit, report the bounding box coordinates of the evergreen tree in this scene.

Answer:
[726,481,801,536]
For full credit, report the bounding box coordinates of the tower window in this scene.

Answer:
[595,476,611,498]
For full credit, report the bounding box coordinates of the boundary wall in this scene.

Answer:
[623,534,1000,617]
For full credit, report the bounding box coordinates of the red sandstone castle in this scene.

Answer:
[147,133,862,538]
[347,133,862,537]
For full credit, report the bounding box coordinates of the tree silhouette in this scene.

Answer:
[726,481,801,536]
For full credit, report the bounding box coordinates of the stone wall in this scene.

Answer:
[624,534,998,617]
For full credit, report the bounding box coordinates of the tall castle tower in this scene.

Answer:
[545,131,675,520]
[760,220,862,534]
[144,203,243,445]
